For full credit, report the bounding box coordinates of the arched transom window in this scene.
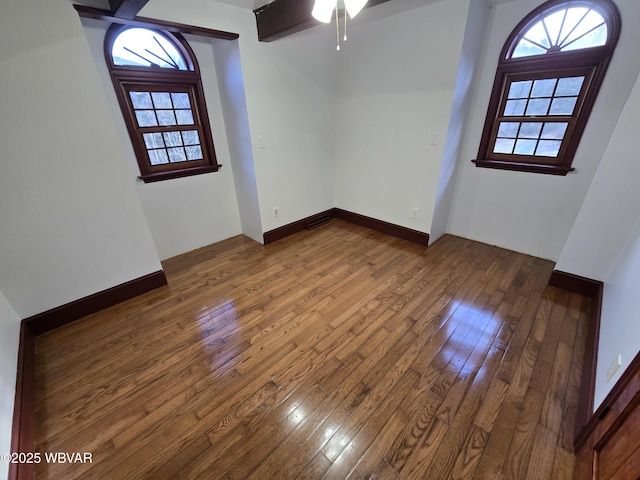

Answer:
[474,0,621,175]
[106,26,220,182]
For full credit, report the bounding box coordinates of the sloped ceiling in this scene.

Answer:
[108,0,498,41]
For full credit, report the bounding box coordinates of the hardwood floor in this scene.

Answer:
[33,220,590,479]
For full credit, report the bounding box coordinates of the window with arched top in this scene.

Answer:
[473,0,621,175]
[106,25,220,182]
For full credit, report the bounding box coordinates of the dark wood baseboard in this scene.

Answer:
[263,208,430,246]
[333,209,429,245]
[548,269,604,447]
[548,270,603,298]
[24,271,167,336]
[9,270,168,480]
[9,323,35,480]
[263,209,335,244]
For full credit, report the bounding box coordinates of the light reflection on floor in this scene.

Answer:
[193,299,243,372]
[438,299,506,378]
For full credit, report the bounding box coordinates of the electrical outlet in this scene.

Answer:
[257,135,265,149]
[411,207,418,218]
[607,354,622,381]
[273,207,279,218]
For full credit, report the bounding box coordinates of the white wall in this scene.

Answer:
[431,0,491,242]
[212,38,264,244]
[81,19,245,259]
[333,0,470,234]
[553,69,640,408]
[594,219,640,408]
[0,291,20,480]
[0,0,162,318]
[446,0,640,261]
[140,0,338,235]
[555,81,640,280]
[142,35,245,258]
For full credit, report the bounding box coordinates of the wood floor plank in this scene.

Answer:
[319,370,419,479]
[471,401,520,480]
[351,410,408,479]
[524,424,558,480]
[294,452,332,480]
[450,424,490,480]
[474,377,509,433]
[33,222,590,480]
[550,446,575,480]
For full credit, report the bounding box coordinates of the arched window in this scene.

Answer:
[473,0,621,175]
[106,26,220,182]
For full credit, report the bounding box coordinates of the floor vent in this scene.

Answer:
[306,214,331,230]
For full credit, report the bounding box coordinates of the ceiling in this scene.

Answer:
[213,0,520,10]
[212,0,273,9]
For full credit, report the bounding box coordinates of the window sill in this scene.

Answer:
[472,159,574,176]
[138,164,221,183]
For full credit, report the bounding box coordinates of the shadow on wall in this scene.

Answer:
[595,213,640,408]
[212,38,263,243]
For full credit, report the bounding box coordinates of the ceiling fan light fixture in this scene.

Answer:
[312,0,369,51]
[344,0,368,18]
[312,0,336,23]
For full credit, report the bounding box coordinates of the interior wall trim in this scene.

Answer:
[8,324,35,480]
[548,269,604,446]
[263,209,336,244]
[9,270,167,480]
[333,209,430,245]
[548,269,603,298]
[24,271,168,336]
[263,208,430,246]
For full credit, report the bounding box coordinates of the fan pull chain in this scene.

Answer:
[335,5,341,51]
[344,9,348,42]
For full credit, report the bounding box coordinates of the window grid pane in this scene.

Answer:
[550,97,578,115]
[514,139,538,155]
[129,90,197,128]
[519,122,543,139]
[536,140,562,157]
[185,145,203,160]
[135,110,158,127]
[504,76,584,117]
[531,79,557,98]
[148,149,169,165]
[167,147,187,163]
[129,89,205,166]
[176,110,195,125]
[494,138,515,154]
[182,130,200,145]
[163,131,183,147]
[525,98,551,116]
[143,132,164,149]
[143,128,203,165]
[493,120,570,158]
[495,73,585,158]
